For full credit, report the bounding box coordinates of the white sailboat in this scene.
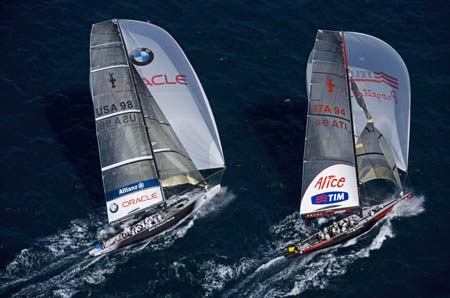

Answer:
[88,19,225,256]
[285,30,413,257]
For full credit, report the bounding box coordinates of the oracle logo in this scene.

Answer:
[121,193,158,208]
[142,74,187,86]
[314,175,345,190]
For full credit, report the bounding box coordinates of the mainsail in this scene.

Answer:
[303,30,411,218]
[89,20,224,223]
[300,30,360,218]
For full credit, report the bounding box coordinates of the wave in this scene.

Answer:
[0,188,234,297]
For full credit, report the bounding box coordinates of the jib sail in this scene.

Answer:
[90,20,164,223]
[344,32,410,173]
[118,19,225,172]
[300,30,360,218]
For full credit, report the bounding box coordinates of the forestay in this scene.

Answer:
[301,30,360,218]
[118,20,225,171]
[90,20,164,223]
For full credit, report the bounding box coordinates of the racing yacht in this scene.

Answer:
[284,30,412,258]
[88,19,225,256]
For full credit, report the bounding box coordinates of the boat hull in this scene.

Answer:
[89,184,221,256]
[284,192,413,258]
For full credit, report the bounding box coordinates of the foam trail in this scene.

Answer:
[195,187,235,219]
[1,188,234,297]
[215,194,425,298]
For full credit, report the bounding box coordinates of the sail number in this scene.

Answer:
[313,104,346,116]
[95,101,134,117]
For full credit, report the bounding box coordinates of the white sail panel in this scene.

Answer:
[343,32,410,172]
[300,164,360,216]
[118,20,225,171]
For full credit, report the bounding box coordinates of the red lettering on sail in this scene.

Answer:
[142,74,188,87]
[121,192,158,208]
[313,104,346,116]
[314,176,345,190]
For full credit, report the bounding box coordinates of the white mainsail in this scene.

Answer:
[118,20,225,171]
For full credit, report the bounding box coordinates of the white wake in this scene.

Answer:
[0,188,235,298]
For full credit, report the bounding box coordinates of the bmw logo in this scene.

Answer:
[109,203,119,213]
[130,48,154,66]
[138,182,145,189]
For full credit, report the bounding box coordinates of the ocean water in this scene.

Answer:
[1,0,449,297]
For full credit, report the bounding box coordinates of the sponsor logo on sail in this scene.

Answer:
[130,48,154,66]
[141,74,188,86]
[314,175,345,190]
[109,203,119,213]
[122,192,159,208]
[350,70,399,90]
[119,183,143,195]
[311,191,349,205]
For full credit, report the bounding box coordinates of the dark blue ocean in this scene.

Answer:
[1,0,449,297]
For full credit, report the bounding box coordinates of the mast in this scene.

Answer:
[341,32,362,214]
[115,19,167,203]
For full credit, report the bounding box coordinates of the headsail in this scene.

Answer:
[301,30,360,218]
[118,20,225,171]
[343,32,410,172]
[90,20,164,223]
[130,65,204,190]
[350,78,403,190]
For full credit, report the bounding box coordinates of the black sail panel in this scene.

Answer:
[301,30,360,218]
[90,20,164,223]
